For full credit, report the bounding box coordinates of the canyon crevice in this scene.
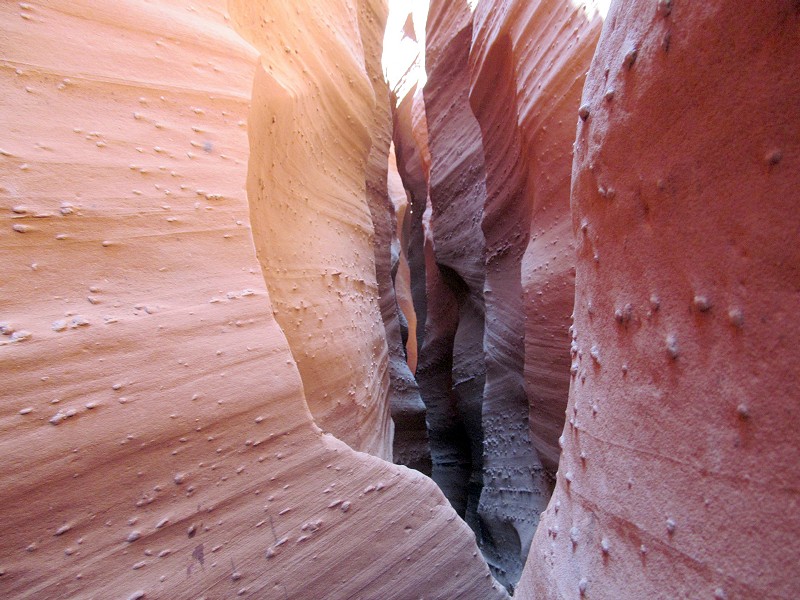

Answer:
[2,1,798,599]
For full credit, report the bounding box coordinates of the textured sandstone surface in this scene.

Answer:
[0,1,508,598]
[406,1,603,587]
[5,0,799,597]
[356,1,429,474]
[470,1,601,584]
[230,0,394,459]
[519,1,800,598]
[464,2,604,586]
[422,0,488,540]
[387,145,417,370]
[387,146,431,474]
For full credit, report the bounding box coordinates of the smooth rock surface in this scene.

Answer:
[0,1,508,598]
[232,0,394,458]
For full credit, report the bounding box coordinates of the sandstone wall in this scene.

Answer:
[229,0,394,458]
[393,83,478,497]
[508,2,603,477]
[0,1,508,598]
[5,0,798,597]
[423,0,488,541]
[465,2,604,587]
[519,1,800,597]
[398,0,604,588]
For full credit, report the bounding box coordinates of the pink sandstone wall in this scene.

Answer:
[0,1,509,597]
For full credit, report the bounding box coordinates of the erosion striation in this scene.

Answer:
[0,1,508,598]
[420,0,488,541]
[469,0,604,587]
[3,0,799,598]
[389,0,605,588]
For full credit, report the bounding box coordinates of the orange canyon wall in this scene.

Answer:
[0,1,507,598]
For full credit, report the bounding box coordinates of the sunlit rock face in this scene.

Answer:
[0,1,509,598]
[519,1,800,598]
[230,0,394,458]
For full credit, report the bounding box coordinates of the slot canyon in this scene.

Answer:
[1,0,798,598]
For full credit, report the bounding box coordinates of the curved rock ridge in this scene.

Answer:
[387,144,431,474]
[520,1,800,597]
[357,0,429,475]
[397,0,604,589]
[0,1,508,598]
[468,12,546,590]
[392,82,452,481]
[465,0,604,586]
[394,62,484,542]
[230,0,394,458]
[422,0,488,543]
[484,0,602,479]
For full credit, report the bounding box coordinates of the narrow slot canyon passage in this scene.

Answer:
[1,1,799,599]
[381,0,590,589]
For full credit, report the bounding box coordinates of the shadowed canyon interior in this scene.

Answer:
[1,1,798,599]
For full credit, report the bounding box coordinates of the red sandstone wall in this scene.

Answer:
[421,0,488,535]
[519,1,800,597]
